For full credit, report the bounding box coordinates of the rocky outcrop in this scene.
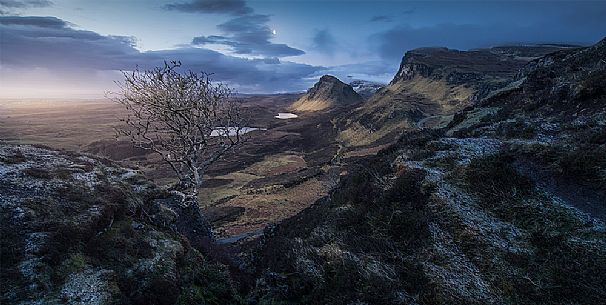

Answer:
[391,45,577,86]
[496,38,605,113]
[0,144,238,305]
[349,80,385,99]
[290,75,362,112]
[443,37,606,139]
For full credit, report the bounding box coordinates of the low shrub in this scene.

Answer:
[21,167,51,179]
[558,147,606,188]
[496,120,536,139]
[463,154,533,204]
[0,151,26,164]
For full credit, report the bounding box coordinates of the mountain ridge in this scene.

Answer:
[336,44,576,147]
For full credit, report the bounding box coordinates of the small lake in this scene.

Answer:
[275,113,298,119]
[210,127,266,137]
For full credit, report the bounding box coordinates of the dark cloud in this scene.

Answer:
[0,15,66,27]
[165,0,251,16]
[171,1,303,59]
[311,29,337,55]
[370,2,606,61]
[145,47,321,91]
[0,0,52,15]
[0,16,322,93]
[369,15,393,23]
[0,0,51,8]
[261,57,280,64]
[371,19,606,61]
[192,14,304,58]
[0,16,139,70]
[369,9,413,23]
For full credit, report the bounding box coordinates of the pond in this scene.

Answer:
[210,127,266,137]
[275,112,298,119]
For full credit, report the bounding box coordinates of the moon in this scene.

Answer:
[272,29,277,35]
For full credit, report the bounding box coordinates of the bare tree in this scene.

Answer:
[111,61,247,198]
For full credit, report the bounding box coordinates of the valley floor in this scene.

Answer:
[0,96,375,242]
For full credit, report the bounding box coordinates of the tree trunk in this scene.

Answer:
[191,167,201,197]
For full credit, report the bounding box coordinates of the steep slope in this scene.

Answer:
[449,38,606,139]
[338,45,576,146]
[290,75,362,112]
[250,40,606,304]
[447,37,606,194]
[0,144,240,305]
[253,131,606,305]
[482,39,605,115]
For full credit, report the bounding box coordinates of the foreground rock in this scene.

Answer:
[0,144,239,305]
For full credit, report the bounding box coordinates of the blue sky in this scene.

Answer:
[1,0,605,98]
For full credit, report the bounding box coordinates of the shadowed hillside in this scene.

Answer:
[249,39,606,305]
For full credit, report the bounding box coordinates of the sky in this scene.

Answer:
[1,0,605,98]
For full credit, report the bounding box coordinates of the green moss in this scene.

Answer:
[58,253,89,278]
[177,283,240,305]
[517,142,606,190]
[558,147,606,188]
[177,250,242,305]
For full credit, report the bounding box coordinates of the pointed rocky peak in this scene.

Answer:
[319,74,340,83]
[290,75,362,112]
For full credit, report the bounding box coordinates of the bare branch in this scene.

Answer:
[109,62,247,197]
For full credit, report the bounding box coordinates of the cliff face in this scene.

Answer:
[337,45,574,147]
[390,48,445,84]
[388,46,572,96]
[290,75,362,112]
[391,45,577,85]
[0,144,238,305]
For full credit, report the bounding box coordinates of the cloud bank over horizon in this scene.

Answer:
[0,12,324,97]
[1,0,605,98]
